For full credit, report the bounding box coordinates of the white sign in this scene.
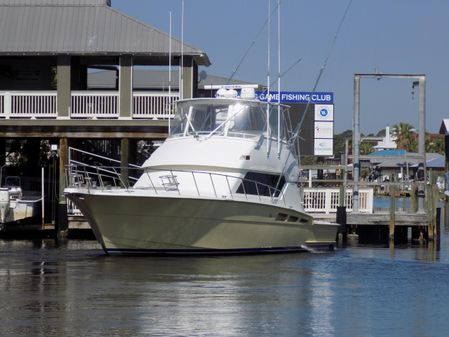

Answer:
[314,104,334,121]
[314,138,333,156]
[314,121,334,138]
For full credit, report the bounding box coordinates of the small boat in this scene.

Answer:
[64,88,338,255]
[0,176,41,230]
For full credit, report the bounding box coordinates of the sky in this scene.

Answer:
[112,0,449,134]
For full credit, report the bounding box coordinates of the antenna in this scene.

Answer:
[168,11,172,134]
[292,0,353,142]
[180,0,184,99]
[277,0,281,157]
[266,0,271,157]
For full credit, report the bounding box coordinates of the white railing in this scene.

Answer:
[65,163,286,213]
[303,188,374,214]
[71,91,119,118]
[133,92,178,119]
[0,91,57,118]
[0,91,179,119]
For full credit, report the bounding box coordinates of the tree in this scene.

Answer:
[392,122,417,152]
[426,133,444,154]
[360,142,374,155]
[333,129,352,158]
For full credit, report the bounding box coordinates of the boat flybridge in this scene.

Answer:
[64,88,338,255]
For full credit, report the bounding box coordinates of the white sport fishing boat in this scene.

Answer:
[64,88,338,255]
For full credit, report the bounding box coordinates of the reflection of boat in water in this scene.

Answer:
[0,176,41,230]
[65,88,338,255]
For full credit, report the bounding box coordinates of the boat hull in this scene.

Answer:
[67,191,337,255]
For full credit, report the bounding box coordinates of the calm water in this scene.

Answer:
[1,229,449,337]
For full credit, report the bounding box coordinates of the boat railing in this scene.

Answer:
[65,164,286,207]
[66,162,140,190]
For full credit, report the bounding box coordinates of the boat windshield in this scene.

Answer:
[170,99,292,141]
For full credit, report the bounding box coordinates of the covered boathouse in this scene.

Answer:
[0,0,210,234]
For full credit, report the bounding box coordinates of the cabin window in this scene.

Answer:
[236,172,285,197]
[171,100,270,138]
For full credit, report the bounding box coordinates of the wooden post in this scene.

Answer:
[445,196,449,232]
[436,207,441,251]
[389,178,396,242]
[427,171,436,241]
[119,55,133,119]
[339,184,345,207]
[336,206,347,246]
[57,56,71,119]
[57,138,68,240]
[410,182,417,213]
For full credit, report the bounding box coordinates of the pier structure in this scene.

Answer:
[345,73,436,245]
[352,73,427,213]
[301,161,441,246]
[0,0,210,236]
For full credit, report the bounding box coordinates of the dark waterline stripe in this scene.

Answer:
[105,244,334,256]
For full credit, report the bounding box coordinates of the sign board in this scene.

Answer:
[314,138,333,156]
[314,121,334,138]
[256,91,334,104]
[314,104,334,121]
[313,104,334,156]
[254,90,335,157]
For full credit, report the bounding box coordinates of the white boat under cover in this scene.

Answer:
[65,89,338,255]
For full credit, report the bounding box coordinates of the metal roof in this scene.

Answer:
[0,0,210,66]
[0,0,110,5]
[368,152,444,169]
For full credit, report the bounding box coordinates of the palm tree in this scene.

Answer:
[392,122,417,152]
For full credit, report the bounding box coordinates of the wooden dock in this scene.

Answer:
[314,212,427,226]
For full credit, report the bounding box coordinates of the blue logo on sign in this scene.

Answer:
[320,108,328,117]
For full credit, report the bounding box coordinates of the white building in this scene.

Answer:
[373,126,397,151]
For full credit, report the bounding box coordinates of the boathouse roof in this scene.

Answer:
[0,0,211,66]
[368,151,444,169]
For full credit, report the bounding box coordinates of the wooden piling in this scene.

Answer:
[436,207,441,251]
[410,182,417,213]
[336,206,347,246]
[426,171,437,241]
[389,184,396,242]
[57,137,68,241]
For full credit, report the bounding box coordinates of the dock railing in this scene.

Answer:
[0,91,179,119]
[303,187,374,214]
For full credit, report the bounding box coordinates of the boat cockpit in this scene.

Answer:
[170,92,295,151]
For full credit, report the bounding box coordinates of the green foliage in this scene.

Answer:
[333,129,352,158]
[426,134,445,154]
[301,155,319,165]
[392,122,417,152]
[360,142,374,155]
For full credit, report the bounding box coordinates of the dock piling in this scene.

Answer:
[389,183,396,242]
